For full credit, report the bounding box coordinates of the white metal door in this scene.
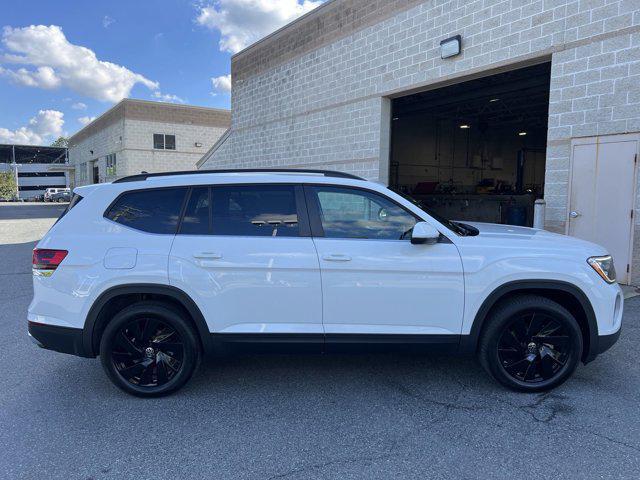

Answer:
[568,134,639,284]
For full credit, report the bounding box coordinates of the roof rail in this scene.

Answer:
[112,168,365,183]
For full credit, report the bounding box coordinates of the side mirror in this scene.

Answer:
[411,221,440,245]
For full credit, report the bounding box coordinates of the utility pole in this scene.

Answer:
[11,144,19,200]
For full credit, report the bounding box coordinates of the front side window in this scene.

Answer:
[310,186,417,240]
[211,185,300,237]
[105,187,187,234]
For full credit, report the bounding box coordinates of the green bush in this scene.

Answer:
[0,171,18,200]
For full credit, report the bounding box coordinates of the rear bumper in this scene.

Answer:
[28,321,90,357]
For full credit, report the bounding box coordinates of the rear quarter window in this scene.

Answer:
[105,188,187,234]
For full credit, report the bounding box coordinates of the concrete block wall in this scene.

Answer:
[546,28,640,235]
[202,0,640,278]
[68,119,124,185]
[203,0,640,180]
[121,119,228,177]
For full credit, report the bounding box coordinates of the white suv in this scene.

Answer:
[28,170,623,396]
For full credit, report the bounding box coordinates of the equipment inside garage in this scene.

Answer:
[390,62,551,227]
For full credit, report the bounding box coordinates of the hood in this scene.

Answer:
[460,221,609,256]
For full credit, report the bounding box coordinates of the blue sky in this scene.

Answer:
[0,0,323,145]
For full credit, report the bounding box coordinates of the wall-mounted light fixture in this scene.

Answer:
[440,35,462,59]
[195,142,203,147]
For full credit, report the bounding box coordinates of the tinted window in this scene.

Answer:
[211,185,299,237]
[165,135,176,150]
[153,134,164,149]
[179,187,210,235]
[106,188,187,234]
[311,186,416,240]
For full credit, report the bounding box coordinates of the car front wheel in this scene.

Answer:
[99,301,200,397]
[479,295,583,392]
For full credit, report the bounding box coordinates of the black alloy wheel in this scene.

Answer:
[111,318,184,388]
[497,312,571,383]
[100,302,200,397]
[479,295,582,392]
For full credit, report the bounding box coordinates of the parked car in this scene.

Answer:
[50,190,71,203]
[44,187,69,202]
[28,169,622,397]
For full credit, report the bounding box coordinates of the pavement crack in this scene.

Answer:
[386,379,485,412]
[265,452,395,480]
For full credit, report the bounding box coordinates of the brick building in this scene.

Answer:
[200,0,640,284]
[69,99,230,186]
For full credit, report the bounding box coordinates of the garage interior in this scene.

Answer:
[390,62,551,227]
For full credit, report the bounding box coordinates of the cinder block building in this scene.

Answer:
[69,99,230,186]
[200,0,640,284]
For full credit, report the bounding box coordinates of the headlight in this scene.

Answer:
[587,255,616,284]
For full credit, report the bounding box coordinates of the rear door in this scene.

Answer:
[305,185,464,343]
[168,184,323,340]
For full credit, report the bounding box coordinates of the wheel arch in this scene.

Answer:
[461,280,599,363]
[82,284,213,357]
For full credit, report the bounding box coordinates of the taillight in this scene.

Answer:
[32,249,68,277]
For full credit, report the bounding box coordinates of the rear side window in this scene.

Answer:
[105,188,187,234]
[211,185,300,237]
[179,187,210,235]
[56,193,83,223]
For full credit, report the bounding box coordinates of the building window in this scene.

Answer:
[153,134,176,150]
[105,153,116,176]
[78,163,87,183]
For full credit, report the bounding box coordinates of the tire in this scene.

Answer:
[478,294,583,392]
[99,301,200,397]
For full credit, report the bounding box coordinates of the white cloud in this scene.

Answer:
[152,91,186,103]
[0,25,159,102]
[0,65,60,89]
[71,102,87,110]
[196,0,323,54]
[103,16,115,28]
[78,116,96,126]
[0,109,64,145]
[212,74,231,94]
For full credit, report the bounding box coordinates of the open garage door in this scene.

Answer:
[390,62,551,227]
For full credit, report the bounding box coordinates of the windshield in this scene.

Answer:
[390,188,475,236]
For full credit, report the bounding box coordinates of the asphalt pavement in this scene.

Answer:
[1,203,639,479]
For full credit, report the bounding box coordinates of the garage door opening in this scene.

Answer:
[390,62,551,227]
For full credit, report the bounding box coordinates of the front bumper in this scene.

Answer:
[597,328,621,355]
[28,321,89,357]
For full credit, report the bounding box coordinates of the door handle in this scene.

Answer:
[322,253,351,262]
[193,252,223,259]
[569,211,581,219]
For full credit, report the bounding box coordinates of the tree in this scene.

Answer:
[51,136,69,148]
[0,171,17,200]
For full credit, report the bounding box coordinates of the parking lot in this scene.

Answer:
[1,203,640,479]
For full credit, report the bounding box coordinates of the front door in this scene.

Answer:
[568,134,639,284]
[305,185,464,343]
[168,184,323,341]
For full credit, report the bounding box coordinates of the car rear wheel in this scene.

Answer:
[99,302,200,397]
[478,295,583,392]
